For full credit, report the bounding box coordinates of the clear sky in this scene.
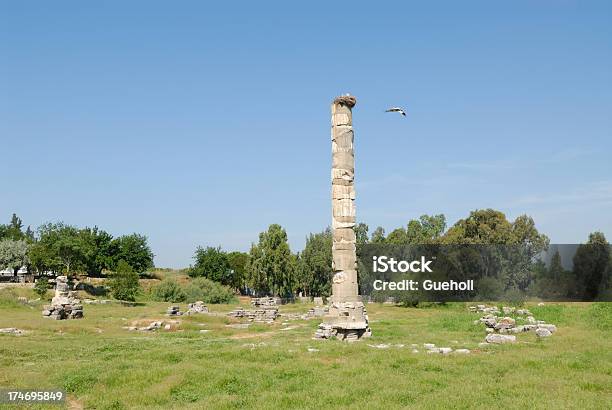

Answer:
[1,1,611,268]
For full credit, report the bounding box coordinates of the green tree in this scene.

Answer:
[108,260,140,301]
[245,243,267,295]
[549,250,564,281]
[34,277,50,298]
[111,234,154,273]
[573,232,611,300]
[406,214,446,244]
[80,227,116,276]
[0,239,29,277]
[440,209,549,290]
[227,251,249,291]
[246,224,294,297]
[371,226,386,243]
[29,223,86,275]
[354,222,369,246]
[299,228,333,296]
[188,246,232,285]
[386,228,408,245]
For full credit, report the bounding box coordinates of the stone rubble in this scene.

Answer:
[485,333,517,344]
[186,301,209,315]
[469,304,558,344]
[42,276,83,320]
[83,299,112,304]
[535,328,552,337]
[0,328,25,335]
[227,306,278,323]
[166,305,182,316]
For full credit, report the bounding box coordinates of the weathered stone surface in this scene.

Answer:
[0,328,24,335]
[317,95,369,340]
[454,349,471,354]
[186,301,209,315]
[485,334,516,344]
[536,328,552,337]
[166,306,182,316]
[42,276,83,320]
[537,324,557,333]
[227,304,278,323]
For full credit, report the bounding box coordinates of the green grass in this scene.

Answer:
[0,290,610,409]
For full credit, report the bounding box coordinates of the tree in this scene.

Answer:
[371,226,386,243]
[29,223,86,275]
[386,228,408,245]
[573,232,611,300]
[111,234,154,273]
[108,260,140,302]
[299,228,333,296]
[80,227,116,276]
[34,277,49,298]
[188,246,232,285]
[0,239,29,276]
[245,243,267,295]
[354,222,369,246]
[246,224,294,297]
[440,209,549,291]
[549,250,564,281]
[406,214,446,244]
[227,251,249,291]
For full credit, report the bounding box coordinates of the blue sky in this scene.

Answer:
[1,1,611,267]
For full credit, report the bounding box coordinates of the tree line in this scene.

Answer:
[0,213,154,278]
[187,209,610,301]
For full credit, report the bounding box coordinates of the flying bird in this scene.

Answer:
[385,107,407,117]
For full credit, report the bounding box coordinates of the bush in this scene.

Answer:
[34,277,50,298]
[185,277,236,304]
[108,260,141,302]
[151,278,186,302]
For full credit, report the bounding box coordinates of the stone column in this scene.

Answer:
[330,96,359,302]
[314,95,371,341]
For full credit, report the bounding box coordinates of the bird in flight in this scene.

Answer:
[385,107,407,117]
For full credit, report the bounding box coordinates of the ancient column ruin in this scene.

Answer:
[42,276,83,320]
[314,95,371,341]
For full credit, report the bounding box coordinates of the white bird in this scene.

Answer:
[385,107,406,117]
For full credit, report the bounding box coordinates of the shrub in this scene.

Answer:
[108,260,141,302]
[186,277,236,304]
[151,278,186,302]
[34,277,50,298]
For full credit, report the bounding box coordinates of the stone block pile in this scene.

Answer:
[470,304,557,346]
[186,301,208,315]
[251,297,280,307]
[228,298,279,323]
[228,307,278,323]
[166,305,182,316]
[42,276,83,320]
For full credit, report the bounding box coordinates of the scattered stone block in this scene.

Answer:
[536,328,552,337]
[485,334,516,344]
[0,328,24,335]
[166,306,182,316]
[537,324,557,333]
[186,301,208,315]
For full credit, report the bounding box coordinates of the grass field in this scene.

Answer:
[1,289,610,409]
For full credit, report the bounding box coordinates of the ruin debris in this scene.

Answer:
[41,276,83,320]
